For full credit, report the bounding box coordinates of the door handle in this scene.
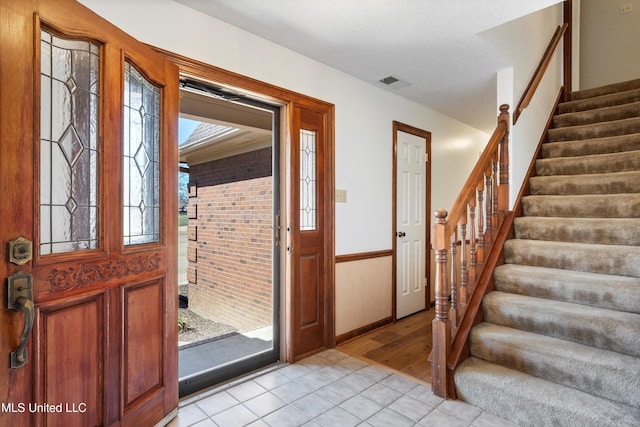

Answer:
[7,271,34,369]
[397,231,406,238]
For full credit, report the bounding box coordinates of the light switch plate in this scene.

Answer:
[336,189,347,203]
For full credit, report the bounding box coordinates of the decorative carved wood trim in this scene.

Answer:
[47,254,161,292]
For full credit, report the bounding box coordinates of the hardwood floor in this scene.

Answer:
[337,309,434,383]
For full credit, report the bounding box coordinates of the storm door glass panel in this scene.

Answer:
[123,61,161,245]
[300,129,316,231]
[40,29,100,255]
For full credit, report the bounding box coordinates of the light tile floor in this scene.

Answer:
[167,350,519,427]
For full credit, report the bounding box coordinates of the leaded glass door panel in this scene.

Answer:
[0,1,179,426]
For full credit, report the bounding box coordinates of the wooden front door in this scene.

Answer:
[0,1,179,426]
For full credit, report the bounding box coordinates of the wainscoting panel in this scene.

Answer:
[335,253,392,337]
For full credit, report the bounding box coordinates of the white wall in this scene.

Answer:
[480,4,564,205]
[79,0,489,257]
[580,0,640,89]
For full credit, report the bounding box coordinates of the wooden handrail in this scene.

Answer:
[445,106,509,238]
[513,23,568,124]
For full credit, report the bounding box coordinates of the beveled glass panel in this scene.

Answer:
[123,62,161,245]
[300,129,317,231]
[40,29,100,255]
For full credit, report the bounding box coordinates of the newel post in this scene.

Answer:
[497,104,510,215]
[431,209,451,398]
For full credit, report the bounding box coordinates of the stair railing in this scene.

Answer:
[431,105,510,398]
[430,0,573,398]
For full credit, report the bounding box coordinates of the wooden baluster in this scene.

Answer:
[491,153,499,234]
[468,198,477,285]
[498,104,510,216]
[459,214,468,304]
[450,229,458,328]
[484,166,492,243]
[431,209,450,398]
[476,181,485,265]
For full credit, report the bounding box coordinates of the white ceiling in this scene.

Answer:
[175,0,562,134]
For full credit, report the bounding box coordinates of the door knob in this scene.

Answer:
[397,231,406,238]
[7,271,34,369]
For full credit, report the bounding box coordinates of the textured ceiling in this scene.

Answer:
[175,0,562,133]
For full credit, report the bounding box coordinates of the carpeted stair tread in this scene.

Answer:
[529,170,640,195]
[482,292,640,357]
[494,264,640,314]
[541,133,640,158]
[455,357,640,427]
[469,323,640,407]
[553,101,640,128]
[513,216,640,245]
[535,150,640,176]
[558,88,640,114]
[547,116,640,142]
[522,193,640,218]
[504,239,640,277]
[570,78,640,101]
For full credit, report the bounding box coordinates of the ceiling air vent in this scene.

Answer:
[377,75,410,90]
[380,76,400,85]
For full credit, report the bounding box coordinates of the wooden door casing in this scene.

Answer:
[0,1,179,426]
[396,130,427,318]
[106,46,337,366]
[392,122,432,320]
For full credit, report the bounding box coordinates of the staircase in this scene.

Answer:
[454,79,640,427]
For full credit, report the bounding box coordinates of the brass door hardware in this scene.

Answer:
[7,271,34,369]
[8,237,32,265]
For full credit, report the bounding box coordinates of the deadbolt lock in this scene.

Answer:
[8,237,32,265]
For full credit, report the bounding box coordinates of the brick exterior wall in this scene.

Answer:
[187,147,273,333]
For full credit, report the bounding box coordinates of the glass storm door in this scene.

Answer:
[0,1,179,426]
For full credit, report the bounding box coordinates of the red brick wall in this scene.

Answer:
[187,148,273,333]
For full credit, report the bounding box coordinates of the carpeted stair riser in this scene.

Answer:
[570,78,640,101]
[504,239,640,278]
[553,101,640,128]
[482,292,640,357]
[541,133,640,158]
[494,264,640,314]
[469,323,640,407]
[455,358,640,427]
[547,116,640,142]
[558,88,640,114]
[513,217,640,246]
[522,193,640,218]
[529,171,640,195]
[535,150,640,176]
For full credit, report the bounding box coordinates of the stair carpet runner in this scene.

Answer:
[454,78,640,426]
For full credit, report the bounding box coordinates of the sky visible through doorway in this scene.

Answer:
[179,117,200,144]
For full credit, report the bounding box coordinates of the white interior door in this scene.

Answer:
[396,130,427,318]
